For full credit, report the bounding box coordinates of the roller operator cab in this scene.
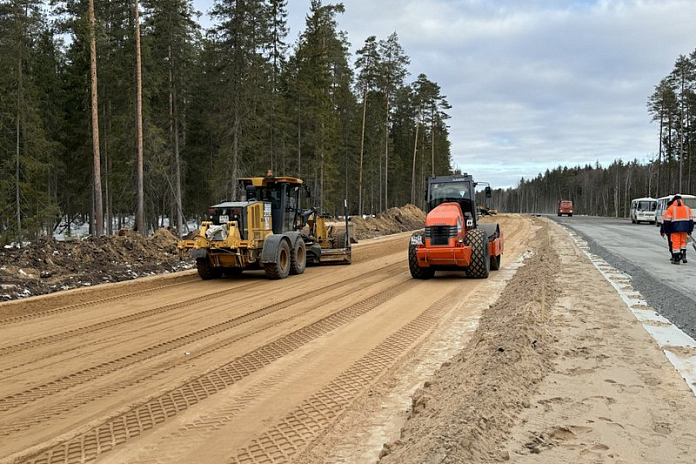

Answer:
[408,174,504,279]
[178,175,351,280]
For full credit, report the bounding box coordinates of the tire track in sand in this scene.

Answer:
[14,276,417,464]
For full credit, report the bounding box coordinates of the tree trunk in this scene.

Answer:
[104,102,112,235]
[657,103,663,196]
[358,84,368,216]
[430,103,435,177]
[679,72,684,192]
[297,114,301,177]
[16,52,22,246]
[88,0,103,236]
[169,45,183,235]
[410,114,420,205]
[320,122,325,210]
[231,102,239,201]
[384,91,389,209]
[134,0,145,233]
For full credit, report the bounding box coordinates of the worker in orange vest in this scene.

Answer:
[660,195,694,264]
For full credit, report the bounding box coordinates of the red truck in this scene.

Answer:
[558,200,573,217]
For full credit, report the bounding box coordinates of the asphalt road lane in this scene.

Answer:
[552,215,696,339]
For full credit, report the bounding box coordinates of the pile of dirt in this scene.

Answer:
[379,224,560,464]
[0,229,192,302]
[351,204,425,240]
[0,205,425,303]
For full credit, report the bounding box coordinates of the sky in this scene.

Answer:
[191,0,696,189]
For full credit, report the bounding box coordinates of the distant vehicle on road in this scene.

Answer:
[630,197,657,224]
[558,200,573,217]
[655,194,696,226]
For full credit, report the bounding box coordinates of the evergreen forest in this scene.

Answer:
[0,0,454,242]
[2,0,694,244]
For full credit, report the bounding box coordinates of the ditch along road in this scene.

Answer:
[1,215,695,464]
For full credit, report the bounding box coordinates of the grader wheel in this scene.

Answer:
[264,239,291,279]
[290,239,306,275]
[197,258,222,280]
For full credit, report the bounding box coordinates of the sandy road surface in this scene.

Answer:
[376,217,696,464]
[0,216,530,464]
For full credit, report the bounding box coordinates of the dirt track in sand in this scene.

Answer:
[374,218,696,464]
[0,215,528,464]
[2,215,693,464]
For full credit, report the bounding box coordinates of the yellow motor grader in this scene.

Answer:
[178,175,352,280]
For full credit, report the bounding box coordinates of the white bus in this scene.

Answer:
[630,197,657,224]
[655,194,696,226]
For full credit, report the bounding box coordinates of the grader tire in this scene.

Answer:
[409,235,435,280]
[264,239,291,279]
[465,229,490,279]
[334,232,348,248]
[290,239,307,275]
[197,258,221,280]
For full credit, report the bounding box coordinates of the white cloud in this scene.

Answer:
[195,0,695,188]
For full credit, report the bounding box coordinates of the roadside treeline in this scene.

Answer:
[484,49,696,217]
[0,0,453,243]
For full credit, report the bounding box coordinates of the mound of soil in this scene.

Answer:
[0,229,192,302]
[379,224,559,463]
[0,205,426,303]
[351,204,425,240]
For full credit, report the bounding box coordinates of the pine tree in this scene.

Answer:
[355,35,380,216]
[290,0,352,210]
[143,0,200,235]
[377,32,409,209]
[88,0,103,235]
[211,0,275,201]
[0,0,59,242]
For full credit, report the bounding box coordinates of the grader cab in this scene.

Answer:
[178,175,351,280]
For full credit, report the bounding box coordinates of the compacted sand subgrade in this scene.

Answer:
[0,216,529,464]
[373,218,696,464]
[3,216,694,464]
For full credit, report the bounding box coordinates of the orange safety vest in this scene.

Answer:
[662,199,694,234]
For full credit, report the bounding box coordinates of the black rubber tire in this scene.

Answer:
[290,239,307,275]
[264,239,291,279]
[197,258,221,280]
[409,233,435,279]
[490,253,501,271]
[569,213,573,217]
[335,232,348,248]
[465,228,490,279]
